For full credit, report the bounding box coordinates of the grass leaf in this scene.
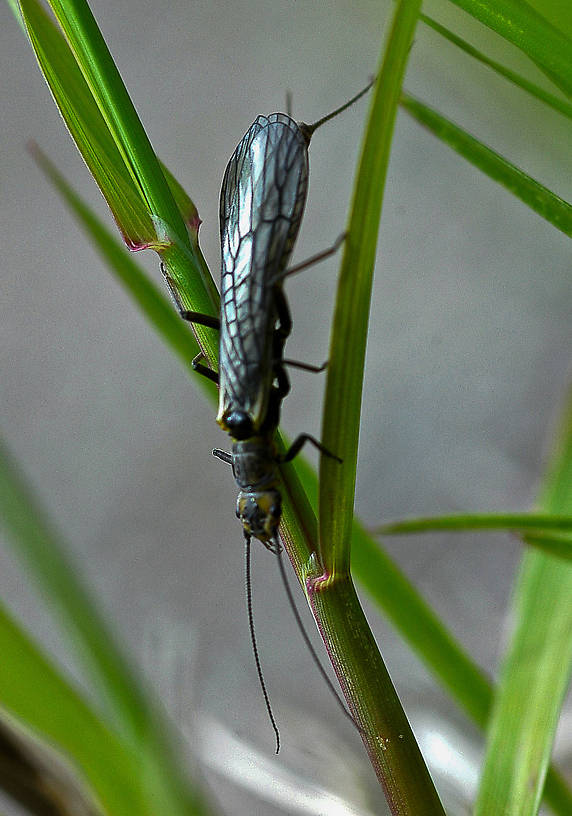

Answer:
[17,0,168,250]
[401,93,572,238]
[319,0,418,574]
[0,598,145,815]
[45,0,189,249]
[420,13,572,120]
[375,512,572,560]
[31,144,217,398]
[475,388,572,813]
[0,439,212,815]
[449,0,572,97]
[14,0,218,365]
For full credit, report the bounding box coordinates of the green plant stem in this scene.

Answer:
[37,148,572,814]
[308,0,445,807]
[319,0,423,575]
[308,573,444,813]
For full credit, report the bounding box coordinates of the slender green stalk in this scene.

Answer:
[319,0,419,575]
[16,0,219,371]
[376,512,572,535]
[310,574,444,813]
[307,0,444,808]
[30,146,205,378]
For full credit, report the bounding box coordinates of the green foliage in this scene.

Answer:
[0,440,213,815]
[4,0,572,813]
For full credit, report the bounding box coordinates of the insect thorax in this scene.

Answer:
[231,436,281,543]
[231,436,279,489]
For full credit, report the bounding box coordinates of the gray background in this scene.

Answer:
[1,0,571,813]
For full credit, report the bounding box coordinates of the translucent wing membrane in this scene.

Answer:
[217,114,309,432]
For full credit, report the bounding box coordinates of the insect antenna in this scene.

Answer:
[298,76,375,144]
[245,534,281,753]
[274,538,364,735]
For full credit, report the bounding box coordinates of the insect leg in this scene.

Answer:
[160,262,220,380]
[285,232,346,278]
[263,535,282,554]
[192,352,219,384]
[274,287,292,341]
[180,311,220,330]
[272,289,292,400]
[275,284,328,375]
[279,434,342,464]
[282,358,327,373]
[160,263,220,328]
[274,362,290,401]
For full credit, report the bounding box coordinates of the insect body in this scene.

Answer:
[215,112,311,545]
[168,82,373,749]
[173,80,373,544]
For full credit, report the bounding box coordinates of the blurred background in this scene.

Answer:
[1,0,571,813]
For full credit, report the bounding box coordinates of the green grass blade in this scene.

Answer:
[420,13,572,120]
[45,0,190,251]
[375,512,572,559]
[17,0,155,249]
[15,0,201,252]
[319,0,421,576]
[522,533,572,561]
[475,389,572,813]
[376,512,572,534]
[401,94,572,237]
[449,0,572,97]
[0,439,212,815]
[14,0,217,360]
[0,599,148,815]
[6,0,21,21]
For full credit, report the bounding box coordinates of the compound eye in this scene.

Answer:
[269,504,280,520]
[225,410,254,440]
